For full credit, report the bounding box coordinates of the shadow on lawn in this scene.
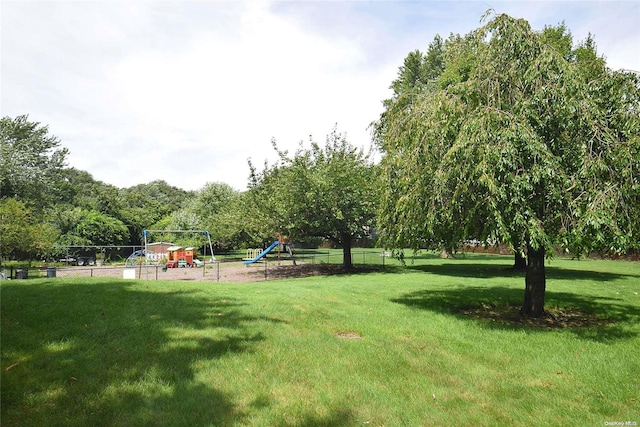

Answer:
[392,286,640,342]
[280,407,356,427]
[406,262,639,282]
[0,280,286,426]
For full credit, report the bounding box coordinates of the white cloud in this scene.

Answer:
[2,1,638,192]
[99,1,390,190]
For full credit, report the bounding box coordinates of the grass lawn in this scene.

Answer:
[1,254,639,426]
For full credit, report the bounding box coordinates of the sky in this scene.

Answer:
[2,1,639,192]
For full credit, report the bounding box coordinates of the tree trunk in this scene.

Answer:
[342,234,353,270]
[439,248,453,259]
[513,250,526,270]
[521,245,546,317]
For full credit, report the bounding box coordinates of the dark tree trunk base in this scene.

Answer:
[342,234,353,270]
[521,245,546,318]
[513,250,526,271]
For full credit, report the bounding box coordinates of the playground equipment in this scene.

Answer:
[165,246,198,268]
[125,249,147,267]
[243,235,296,265]
[243,241,280,264]
[142,229,215,268]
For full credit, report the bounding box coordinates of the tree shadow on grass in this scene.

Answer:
[0,280,287,426]
[406,262,639,282]
[391,286,640,342]
[260,264,386,281]
[278,407,356,427]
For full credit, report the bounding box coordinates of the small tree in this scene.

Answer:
[249,128,379,269]
[0,198,58,265]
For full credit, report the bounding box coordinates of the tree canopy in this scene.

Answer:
[150,182,244,250]
[0,198,58,265]
[375,13,640,316]
[0,115,68,209]
[249,128,379,268]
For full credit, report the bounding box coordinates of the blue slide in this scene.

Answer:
[243,241,280,264]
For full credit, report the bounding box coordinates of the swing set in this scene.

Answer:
[142,229,216,268]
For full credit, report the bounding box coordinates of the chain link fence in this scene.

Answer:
[1,251,397,283]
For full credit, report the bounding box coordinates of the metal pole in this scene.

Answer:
[144,230,148,281]
[205,231,215,263]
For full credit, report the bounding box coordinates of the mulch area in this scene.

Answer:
[239,263,380,281]
[456,303,614,329]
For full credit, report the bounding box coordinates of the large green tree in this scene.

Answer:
[249,128,379,268]
[0,115,68,208]
[376,13,640,317]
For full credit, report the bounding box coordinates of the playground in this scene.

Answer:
[121,230,303,281]
[51,259,367,282]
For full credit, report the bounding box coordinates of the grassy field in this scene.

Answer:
[1,253,638,426]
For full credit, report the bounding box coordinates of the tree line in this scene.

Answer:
[0,116,377,266]
[1,13,638,318]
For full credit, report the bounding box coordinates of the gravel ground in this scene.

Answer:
[52,261,363,283]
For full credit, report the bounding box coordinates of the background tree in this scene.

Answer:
[189,182,237,220]
[209,191,262,250]
[186,182,241,249]
[0,198,58,265]
[45,170,134,247]
[47,174,193,247]
[75,210,129,247]
[0,115,68,210]
[196,185,254,251]
[376,13,640,317]
[249,128,379,269]
[119,180,193,243]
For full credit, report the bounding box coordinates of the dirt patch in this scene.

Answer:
[54,262,381,283]
[456,303,614,329]
[243,263,378,280]
[335,331,363,339]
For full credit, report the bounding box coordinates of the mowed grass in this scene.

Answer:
[1,254,639,426]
